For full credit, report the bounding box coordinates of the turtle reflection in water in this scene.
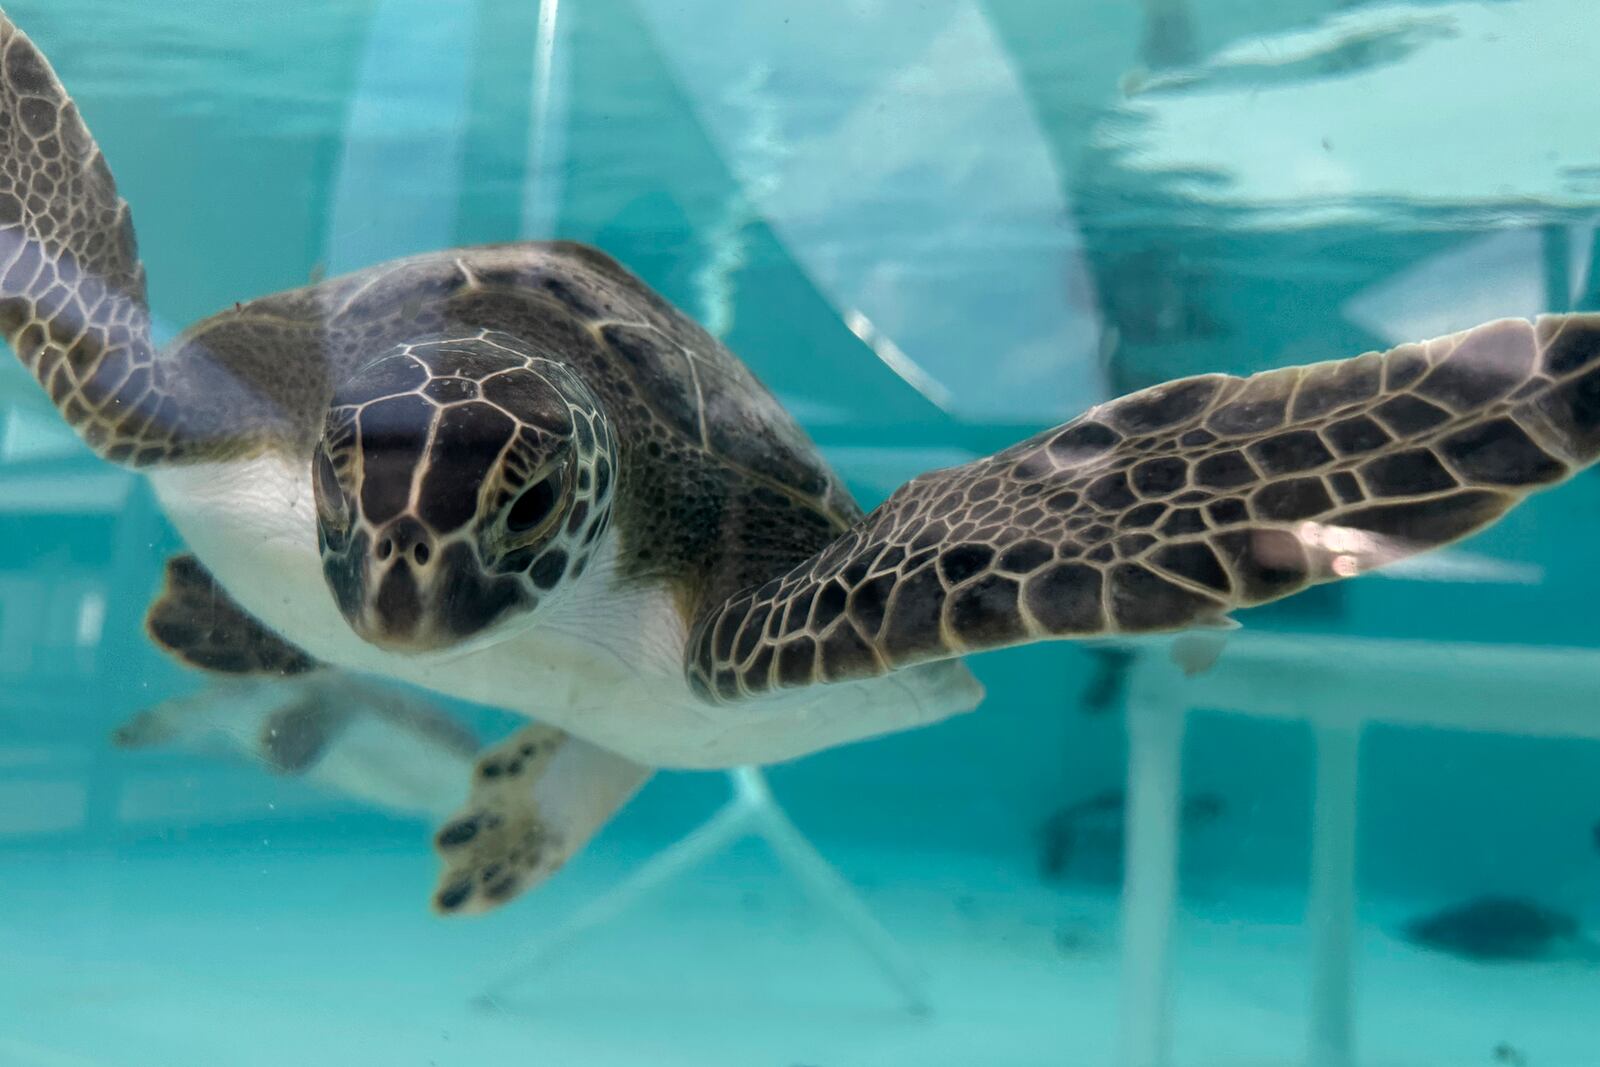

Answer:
[1402,896,1599,963]
[8,10,1600,915]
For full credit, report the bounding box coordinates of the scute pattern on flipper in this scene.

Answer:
[0,15,166,462]
[688,315,1600,703]
[145,554,317,676]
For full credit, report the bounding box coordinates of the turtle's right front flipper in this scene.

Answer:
[0,15,166,463]
[0,14,260,464]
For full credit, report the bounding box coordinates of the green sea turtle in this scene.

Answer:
[6,12,1600,915]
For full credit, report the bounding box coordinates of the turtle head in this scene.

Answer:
[312,335,617,653]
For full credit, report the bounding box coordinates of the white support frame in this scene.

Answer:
[1115,633,1600,1067]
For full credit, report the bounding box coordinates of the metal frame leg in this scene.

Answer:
[1118,692,1188,1067]
[479,766,929,1014]
[1307,723,1362,1067]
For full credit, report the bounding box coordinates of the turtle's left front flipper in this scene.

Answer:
[688,315,1600,701]
[432,725,652,915]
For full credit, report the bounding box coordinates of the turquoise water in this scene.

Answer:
[2,1,1600,1064]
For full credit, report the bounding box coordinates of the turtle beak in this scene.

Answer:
[325,517,532,653]
[356,517,453,651]
[367,558,430,649]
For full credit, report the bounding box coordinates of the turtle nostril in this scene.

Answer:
[412,542,431,566]
[376,537,394,561]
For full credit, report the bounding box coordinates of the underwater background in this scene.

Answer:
[1,0,1598,1064]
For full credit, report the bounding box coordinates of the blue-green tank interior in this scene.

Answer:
[1,1,1598,1064]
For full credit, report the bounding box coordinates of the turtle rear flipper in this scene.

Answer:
[145,554,317,676]
[114,672,484,819]
[432,725,651,915]
[688,315,1600,701]
[111,677,347,773]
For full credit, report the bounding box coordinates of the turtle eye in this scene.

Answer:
[314,449,349,527]
[508,469,561,533]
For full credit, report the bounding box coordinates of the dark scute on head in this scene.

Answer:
[418,402,516,532]
[1416,318,1535,411]
[530,548,568,590]
[1212,529,1309,603]
[422,376,479,404]
[1541,314,1600,376]
[1022,562,1103,634]
[374,562,423,638]
[357,393,437,524]
[566,498,590,535]
[333,353,427,407]
[1438,418,1567,487]
[1107,376,1222,433]
[481,369,575,435]
[1330,489,1512,547]
[1108,563,1222,632]
[436,542,528,638]
[947,574,1024,646]
[423,342,514,381]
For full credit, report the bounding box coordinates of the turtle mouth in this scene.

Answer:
[362,559,435,650]
[324,534,535,654]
